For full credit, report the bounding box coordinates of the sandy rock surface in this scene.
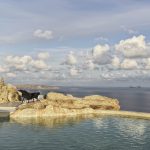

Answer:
[0,78,21,103]
[11,92,120,118]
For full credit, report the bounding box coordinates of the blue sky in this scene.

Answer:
[1,0,150,86]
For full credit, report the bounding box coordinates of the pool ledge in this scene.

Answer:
[93,110,150,120]
[0,107,17,118]
[9,110,150,120]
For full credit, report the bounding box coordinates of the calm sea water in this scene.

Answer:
[1,87,150,150]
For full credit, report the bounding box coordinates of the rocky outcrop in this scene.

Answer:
[0,78,21,103]
[10,92,120,118]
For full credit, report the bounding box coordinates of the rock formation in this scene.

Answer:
[10,92,120,118]
[0,78,21,103]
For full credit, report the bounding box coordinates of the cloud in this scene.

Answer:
[120,59,138,69]
[115,35,150,58]
[84,60,97,70]
[92,44,109,57]
[112,56,120,68]
[94,36,109,43]
[92,44,112,65]
[2,33,150,85]
[121,25,138,35]
[145,58,150,69]
[33,29,53,40]
[0,66,9,73]
[6,73,17,78]
[63,51,77,66]
[38,52,50,60]
[6,55,32,70]
[5,55,50,72]
[31,60,49,70]
[6,55,32,64]
[69,67,79,76]
[1,0,150,46]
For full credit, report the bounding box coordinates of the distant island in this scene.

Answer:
[129,86,142,88]
[15,84,59,90]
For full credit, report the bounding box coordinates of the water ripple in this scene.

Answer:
[0,117,150,150]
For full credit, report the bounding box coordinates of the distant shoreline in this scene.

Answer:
[15,84,60,90]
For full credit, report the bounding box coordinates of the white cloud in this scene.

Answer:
[92,44,109,57]
[0,66,8,73]
[69,67,78,76]
[84,60,97,70]
[115,35,149,58]
[145,58,150,69]
[64,51,77,66]
[112,56,120,68]
[6,55,32,70]
[120,59,138,69]
[6,55,32,64]
[31,60,49,70]
[38,52,50,60]
[33,29,53,40]
[5,55,50,72]
[94,36,109,42]
[6,72,16,78]
[92,44,111,65]
[2,34,150,84]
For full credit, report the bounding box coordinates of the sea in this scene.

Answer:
[0,87,150,150]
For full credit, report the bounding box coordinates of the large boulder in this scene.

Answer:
[0,78,21,103]
[46,92,80,102]
[11,92,120,118]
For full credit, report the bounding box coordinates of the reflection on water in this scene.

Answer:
[11,115,98,128]
[93,117,147,138]
[117,118,147,138]
[0,116,150,150]
[94,118,105,129]
[0,117,9,128]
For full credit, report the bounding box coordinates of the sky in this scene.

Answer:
[1,0,150,86]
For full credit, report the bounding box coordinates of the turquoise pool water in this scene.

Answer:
[0,116,150,150]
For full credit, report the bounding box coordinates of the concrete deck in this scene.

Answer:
[0,107,17,112]
[0,107,17,117]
